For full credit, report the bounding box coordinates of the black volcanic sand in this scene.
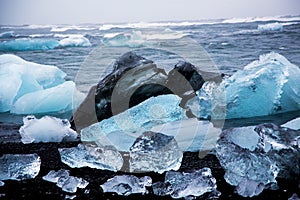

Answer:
[0,123,299,200]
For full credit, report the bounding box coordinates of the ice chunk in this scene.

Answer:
[0,181,4,187]
[216,123,300,194]
[19,115,77,144]
[282,117,300,130]
[101,31,150,48]
[43,169,70,183]
[0,54,66,112]
[100,175,152,196]
[0,38,60,51]
[89,118,221,153]
[81,94,186,142]
[0,154,41,181]
[11,81,85,114]
[59,143,123,172]
[151,118,221,152]
[153,168,217,199]
[192,52,300,119]
[235,179,265,197]
[258,22,283,31]
[289,193,300,200]
[43,169,89,193]
[59,36,91,47]
[129,132,183,174]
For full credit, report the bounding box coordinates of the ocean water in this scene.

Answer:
[1,15,300,126]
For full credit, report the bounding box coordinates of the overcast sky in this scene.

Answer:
[0,0,299,25]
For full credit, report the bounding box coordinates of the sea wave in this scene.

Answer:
[0,36,91,51]
[222,15,300,24]
[258,22,283,31]
[0,31,15,38]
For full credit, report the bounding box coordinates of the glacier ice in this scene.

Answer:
[80,94,186,142]
[0,38,60,51]
[258,22,283,32]
[129,132,183,174]
[282,117,300,130]
[58,143,123,172]
[216,122,300,196]
[101,31,151,48]
[0,154,41,181]
[190,52,300,119]
[152,168,218,199]
[0,37,91,51]
[151,118,221,152]
[11,81,85,114]
[43,169,89,193]
[0,54,66,112]
[235,179,265,197]
[289,193,300,200]
[59,36,92,47]
[19,115,77,144]
[100,175,152,196]
[89,118,221,152]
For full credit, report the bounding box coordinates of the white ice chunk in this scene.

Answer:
[59,36,91,47]
[11,81,85,114]
[129,132,183,174]
[59,143,123,172]
[0,181,4,187]
[100,175,152,196]
[0,154,41,181]
[19,115,77,144]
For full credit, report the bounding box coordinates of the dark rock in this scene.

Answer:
[71,52,221,131]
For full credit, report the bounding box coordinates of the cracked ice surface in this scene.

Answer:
[19,115,77,144]
[129,132,183,174]
[216,122,300,197]
[152,167,218,199]
[100,175,152,196]
[0,153,41,181]
[43,169,89,193]
[80,94,186,142]
[58,143,123,172]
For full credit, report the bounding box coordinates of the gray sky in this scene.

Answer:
[0,0,299,25]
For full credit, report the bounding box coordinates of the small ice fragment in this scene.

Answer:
[59,143,123,172]
[235,179,265,197]
[65,194,76,199]
[0,181,4,187]
[100,175,152,196]
[153,168,218,199]
[0,153,41,181]
[129,131,183,174]
[42,169,70,183]
[42,169,89,193]
[289,193,300,200]
[61,176,80,193]
[282,117,300,130]
[19,115,77,144]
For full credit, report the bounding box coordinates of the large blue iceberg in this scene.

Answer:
[0,54,84,114]
[189,52,300,119]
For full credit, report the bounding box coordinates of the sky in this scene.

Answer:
[0,0,299,25]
